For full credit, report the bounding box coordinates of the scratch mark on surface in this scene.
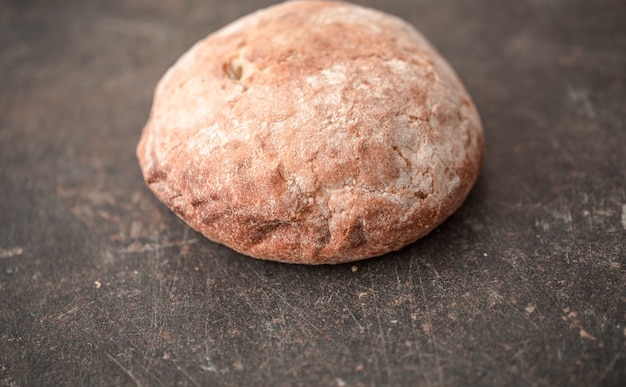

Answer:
[201,357,218,373]
[549,137,575,165]
[0,247,23,259]
[598,280,623,342]
[334,291,364,331]
[152,230,162,333]
[551,208,573,231]
[243,261,262,282]
[368,270,391,377]
[172,359,201,387]
[243,260,325,341]
[202,321,219,373]
[167,226,190,303]
[105,352,143,387]
[417,262,443,385]
[266,301,288,364]
[271,288,322,334]
[57,291,115,319]
[598,353,622,384]
[356,289,381,376]
[567,86,595,118]
[57,307,79,319]
[621,204,626,230]
[357,291,374,337]
[407,259,433,387]
[535,218,550,232]
[118,239,198,254]
[138,246,167,370]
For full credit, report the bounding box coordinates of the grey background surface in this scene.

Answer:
[1,0,624,385]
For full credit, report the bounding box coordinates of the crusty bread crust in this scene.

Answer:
[137,0,484,264]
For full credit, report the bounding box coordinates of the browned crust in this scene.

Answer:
[137,0,485,264]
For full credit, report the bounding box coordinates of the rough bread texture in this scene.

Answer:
[137,0,485,264]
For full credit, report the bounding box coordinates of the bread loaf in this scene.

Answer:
[137,0,484,264]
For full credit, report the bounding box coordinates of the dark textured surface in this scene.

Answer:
[1,0,624,385]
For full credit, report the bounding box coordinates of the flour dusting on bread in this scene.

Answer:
[137,0,484,264]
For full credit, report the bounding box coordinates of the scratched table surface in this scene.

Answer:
[1,0,625,385]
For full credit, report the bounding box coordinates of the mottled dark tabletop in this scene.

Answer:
[1,0,625,386]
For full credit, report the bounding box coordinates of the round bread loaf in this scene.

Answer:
[137,0,484,264]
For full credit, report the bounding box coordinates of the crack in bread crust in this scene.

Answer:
[137,0,485,264]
